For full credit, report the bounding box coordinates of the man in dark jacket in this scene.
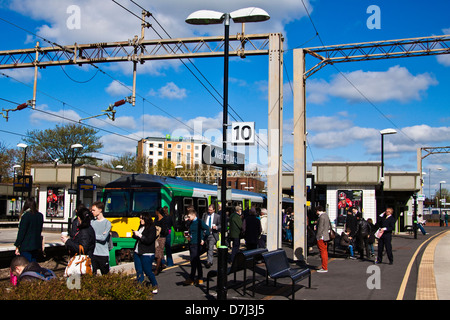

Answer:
[228,206,243,263]
[376,207,396,265]
[355,213,371,260]
[243,208,262,250]
[184,208,210,286]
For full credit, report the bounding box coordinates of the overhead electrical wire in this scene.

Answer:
[122,0,295,171]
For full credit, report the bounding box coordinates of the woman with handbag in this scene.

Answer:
[61,207,95,274]
[132,212,158,294]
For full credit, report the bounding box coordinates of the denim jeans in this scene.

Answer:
[21,250,38,262]
[349,244,354,256]
[163,234,174,267]
[133,252,158,286]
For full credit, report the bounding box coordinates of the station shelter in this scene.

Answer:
[311,162,421,233]
[30,164,127,229]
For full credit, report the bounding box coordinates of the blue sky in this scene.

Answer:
[0,0,449,196]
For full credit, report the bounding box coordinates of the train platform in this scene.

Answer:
[0,228,62,253]
[1,226,449,301]
[114,226,450,301]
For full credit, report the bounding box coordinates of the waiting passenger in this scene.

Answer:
[10,256,56,284]
[61,207,96,259]
[132,212,159,294]
[340,228,356,259]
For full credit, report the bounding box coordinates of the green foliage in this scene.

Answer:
[0,273,154,300]
[101,152,146,173]
[23,123,103,164]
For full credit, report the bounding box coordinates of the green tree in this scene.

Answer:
[23,123,103,164]
[102,152,146,173]
[0,141,14,182]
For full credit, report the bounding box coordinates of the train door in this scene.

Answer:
[196,198,208,219]
[171,196,192,232]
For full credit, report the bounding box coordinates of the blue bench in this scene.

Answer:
[262,249,311,300]
[207,248,267,296]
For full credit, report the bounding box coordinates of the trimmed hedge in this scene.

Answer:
[0,273,154,300]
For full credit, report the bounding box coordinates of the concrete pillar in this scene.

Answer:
[266,33,284,251]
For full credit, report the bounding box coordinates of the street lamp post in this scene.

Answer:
[379,129,397,220]
[12,164,21,215]
[186,7,269,300]
[439,180,446,226]
[70,144,83,224]
[175,165,183,177]
[17,143,28,210]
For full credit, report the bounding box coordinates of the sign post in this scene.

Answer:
[201,145,245,171]
[231,122,255,146]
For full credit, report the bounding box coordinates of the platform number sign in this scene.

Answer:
[231,122,255,146]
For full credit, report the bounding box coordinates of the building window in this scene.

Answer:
[176,144,182,149]
[149,151,153,155]
[167,143,172,149]
[149,143,154,148]
[158,143,163,148]
[176,152,181,165]
[158,151,162,156]
[167,151,172,160]
[187,145,191,150]
[186,153,191,164]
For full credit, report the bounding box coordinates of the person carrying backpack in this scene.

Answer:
[355,213,371,260]
[10,256,56,285]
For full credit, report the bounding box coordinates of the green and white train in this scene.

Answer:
[102,174,265,249]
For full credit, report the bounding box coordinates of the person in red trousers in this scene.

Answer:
[315,206,332,273]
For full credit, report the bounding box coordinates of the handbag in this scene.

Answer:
[328,228,336,240]
[64,245,92,277]
[375,228,384,239]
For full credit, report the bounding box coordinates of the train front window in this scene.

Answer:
[104,191,130,217]
[132,191,159,215]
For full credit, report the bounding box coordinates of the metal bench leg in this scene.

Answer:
[243,269,247,296]
[292,280,295,300]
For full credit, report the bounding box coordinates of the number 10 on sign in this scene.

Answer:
[231,122,255,145]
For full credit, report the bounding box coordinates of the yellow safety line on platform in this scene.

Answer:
[396,230,449,300]
[415,230,450,300]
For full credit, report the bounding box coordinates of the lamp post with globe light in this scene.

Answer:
[186,7,270,300]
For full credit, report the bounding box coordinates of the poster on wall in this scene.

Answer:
[336,190,363,226]
[47,187,65,218]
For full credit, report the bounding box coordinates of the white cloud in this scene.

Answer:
[2,68,41,84]
[30,104,81,125]
[309,126,377,149]
[308,66,438,104]
[105,81,132,97]
[7,0,310,58]
[88,116,137,131]
[155,82,187,100]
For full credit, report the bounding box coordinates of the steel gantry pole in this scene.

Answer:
[292,49,307,261]
[291,34,450,261]
[266,33,284,251]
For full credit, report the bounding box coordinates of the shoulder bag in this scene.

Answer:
[64,245,92,277]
